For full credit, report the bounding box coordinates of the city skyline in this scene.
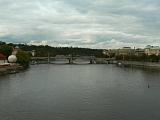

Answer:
[0,0,160,49]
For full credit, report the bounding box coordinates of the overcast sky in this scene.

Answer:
[0,0,160,48]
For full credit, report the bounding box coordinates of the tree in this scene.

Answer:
[0,44,13,57]
[16,51,31,67]
[146,55,159,62]
[0,41,6,45]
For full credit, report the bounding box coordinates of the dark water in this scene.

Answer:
[0,64,160,120]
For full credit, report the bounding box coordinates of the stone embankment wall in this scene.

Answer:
[120,61,160,69]
[0,65,23,75]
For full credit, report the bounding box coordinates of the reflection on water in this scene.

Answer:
[0,64,160,120]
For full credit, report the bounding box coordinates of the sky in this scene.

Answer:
[0,0,160,49]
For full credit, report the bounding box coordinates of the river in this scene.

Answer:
[0,64,160,120]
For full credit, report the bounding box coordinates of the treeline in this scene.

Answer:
[18,44,104,57]
[0,41,105,57]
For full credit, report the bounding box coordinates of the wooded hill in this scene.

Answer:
[0,41,104,57]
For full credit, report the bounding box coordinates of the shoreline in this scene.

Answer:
[1,61,160,76]
[0,65,24,76]
[118,61,160,69]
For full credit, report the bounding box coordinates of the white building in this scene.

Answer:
[12,46,20,55]
[145,45,160,56]
[116,47,134,56]
[31,50,36,57]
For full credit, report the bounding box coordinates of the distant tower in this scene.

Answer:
[31,50,36,57]
[134,46,136,50]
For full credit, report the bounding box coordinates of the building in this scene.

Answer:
[31,50,36,57]
[0,53,8,65]
[134,48,145,56]
[102,49,108,55]
[116,47,134,56]
[12,46,21,55]
[103,49,117,58]
[145,45,160,56]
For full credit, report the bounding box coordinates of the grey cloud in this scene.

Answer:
[0,0,160,48]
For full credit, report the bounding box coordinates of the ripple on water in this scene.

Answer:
[0,65,160,120]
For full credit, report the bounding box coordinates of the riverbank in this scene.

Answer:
[0,65,24,76]
[119,61,160,69]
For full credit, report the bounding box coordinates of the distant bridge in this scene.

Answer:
[31,56,115,64]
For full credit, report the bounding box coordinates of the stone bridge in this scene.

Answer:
[31,55,115,64]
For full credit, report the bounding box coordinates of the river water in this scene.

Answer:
[0,64,160,120]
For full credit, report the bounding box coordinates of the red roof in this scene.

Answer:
[0,53,6,60]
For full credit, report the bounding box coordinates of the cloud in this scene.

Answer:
[28,40,48,46]
[0,0,160,48]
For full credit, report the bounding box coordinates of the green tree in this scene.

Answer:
[0,44,13,57]
[16,51,31,67]
[146,55,159,62]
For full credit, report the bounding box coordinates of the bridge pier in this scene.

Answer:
[90,59,94,64]
[48,53,50,64]
[69,58,73,64]
[89,56,96,64]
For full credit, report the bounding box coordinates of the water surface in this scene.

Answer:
[0,64,160,120]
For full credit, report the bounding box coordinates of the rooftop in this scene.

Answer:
[145,45,160,49]
[0,53,6,60]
